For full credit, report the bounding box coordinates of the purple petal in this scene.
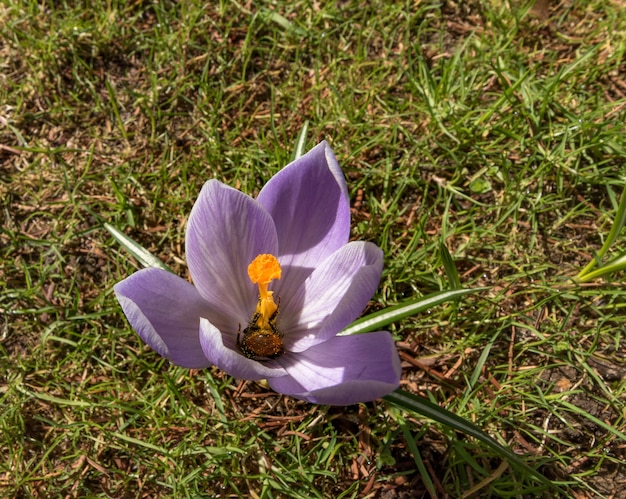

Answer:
[114,268,212,369]
[198,319,287,380]
[257,141,351,298]
[282,241,384,352]
[186,180,279,324]
[269,332,401,405]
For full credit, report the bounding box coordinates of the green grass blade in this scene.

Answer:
[399,423,437,496]
[440,242,461,290]
[112,431,169,454]
[262,8,308,36]
[105,78,129,143]
[340,288,486,336]
[384,390,555,489]
[292,120,310,161]
[104,223,172,272]
[558,400,626,441]
[578,183,626,279]
[15,385,93,408]
[578,251,626,283]
[468,331,500,391]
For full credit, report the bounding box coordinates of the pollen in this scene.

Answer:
[248,254,281,329]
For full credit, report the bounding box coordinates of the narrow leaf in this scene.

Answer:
[577,183,626,279]
[340,287,486,336]
[16,385,92,407]
[292,120,310,161]
[440,242,461,290]
[559,400,626,441]
[104,223,172,272]
[384,390,555,489]
[578,251,626,283]
[468,330,502,391]
[399,424,437,496]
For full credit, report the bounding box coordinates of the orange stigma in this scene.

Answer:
[248,254,281,328]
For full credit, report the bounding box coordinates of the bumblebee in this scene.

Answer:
[237,305,284,360]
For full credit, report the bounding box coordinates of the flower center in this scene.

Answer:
[236,254,285,360]
[247,253,281,329]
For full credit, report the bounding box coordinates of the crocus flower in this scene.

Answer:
[114,141,401,405]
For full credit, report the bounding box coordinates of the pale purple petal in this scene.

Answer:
[269,332,401,405]
[114,268,212,369]
[257,141,350,298]
[198,319,287,380]
[186,180,279,324]
[281,241,384,352]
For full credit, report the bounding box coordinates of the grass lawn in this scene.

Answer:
[2,0,626,497]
